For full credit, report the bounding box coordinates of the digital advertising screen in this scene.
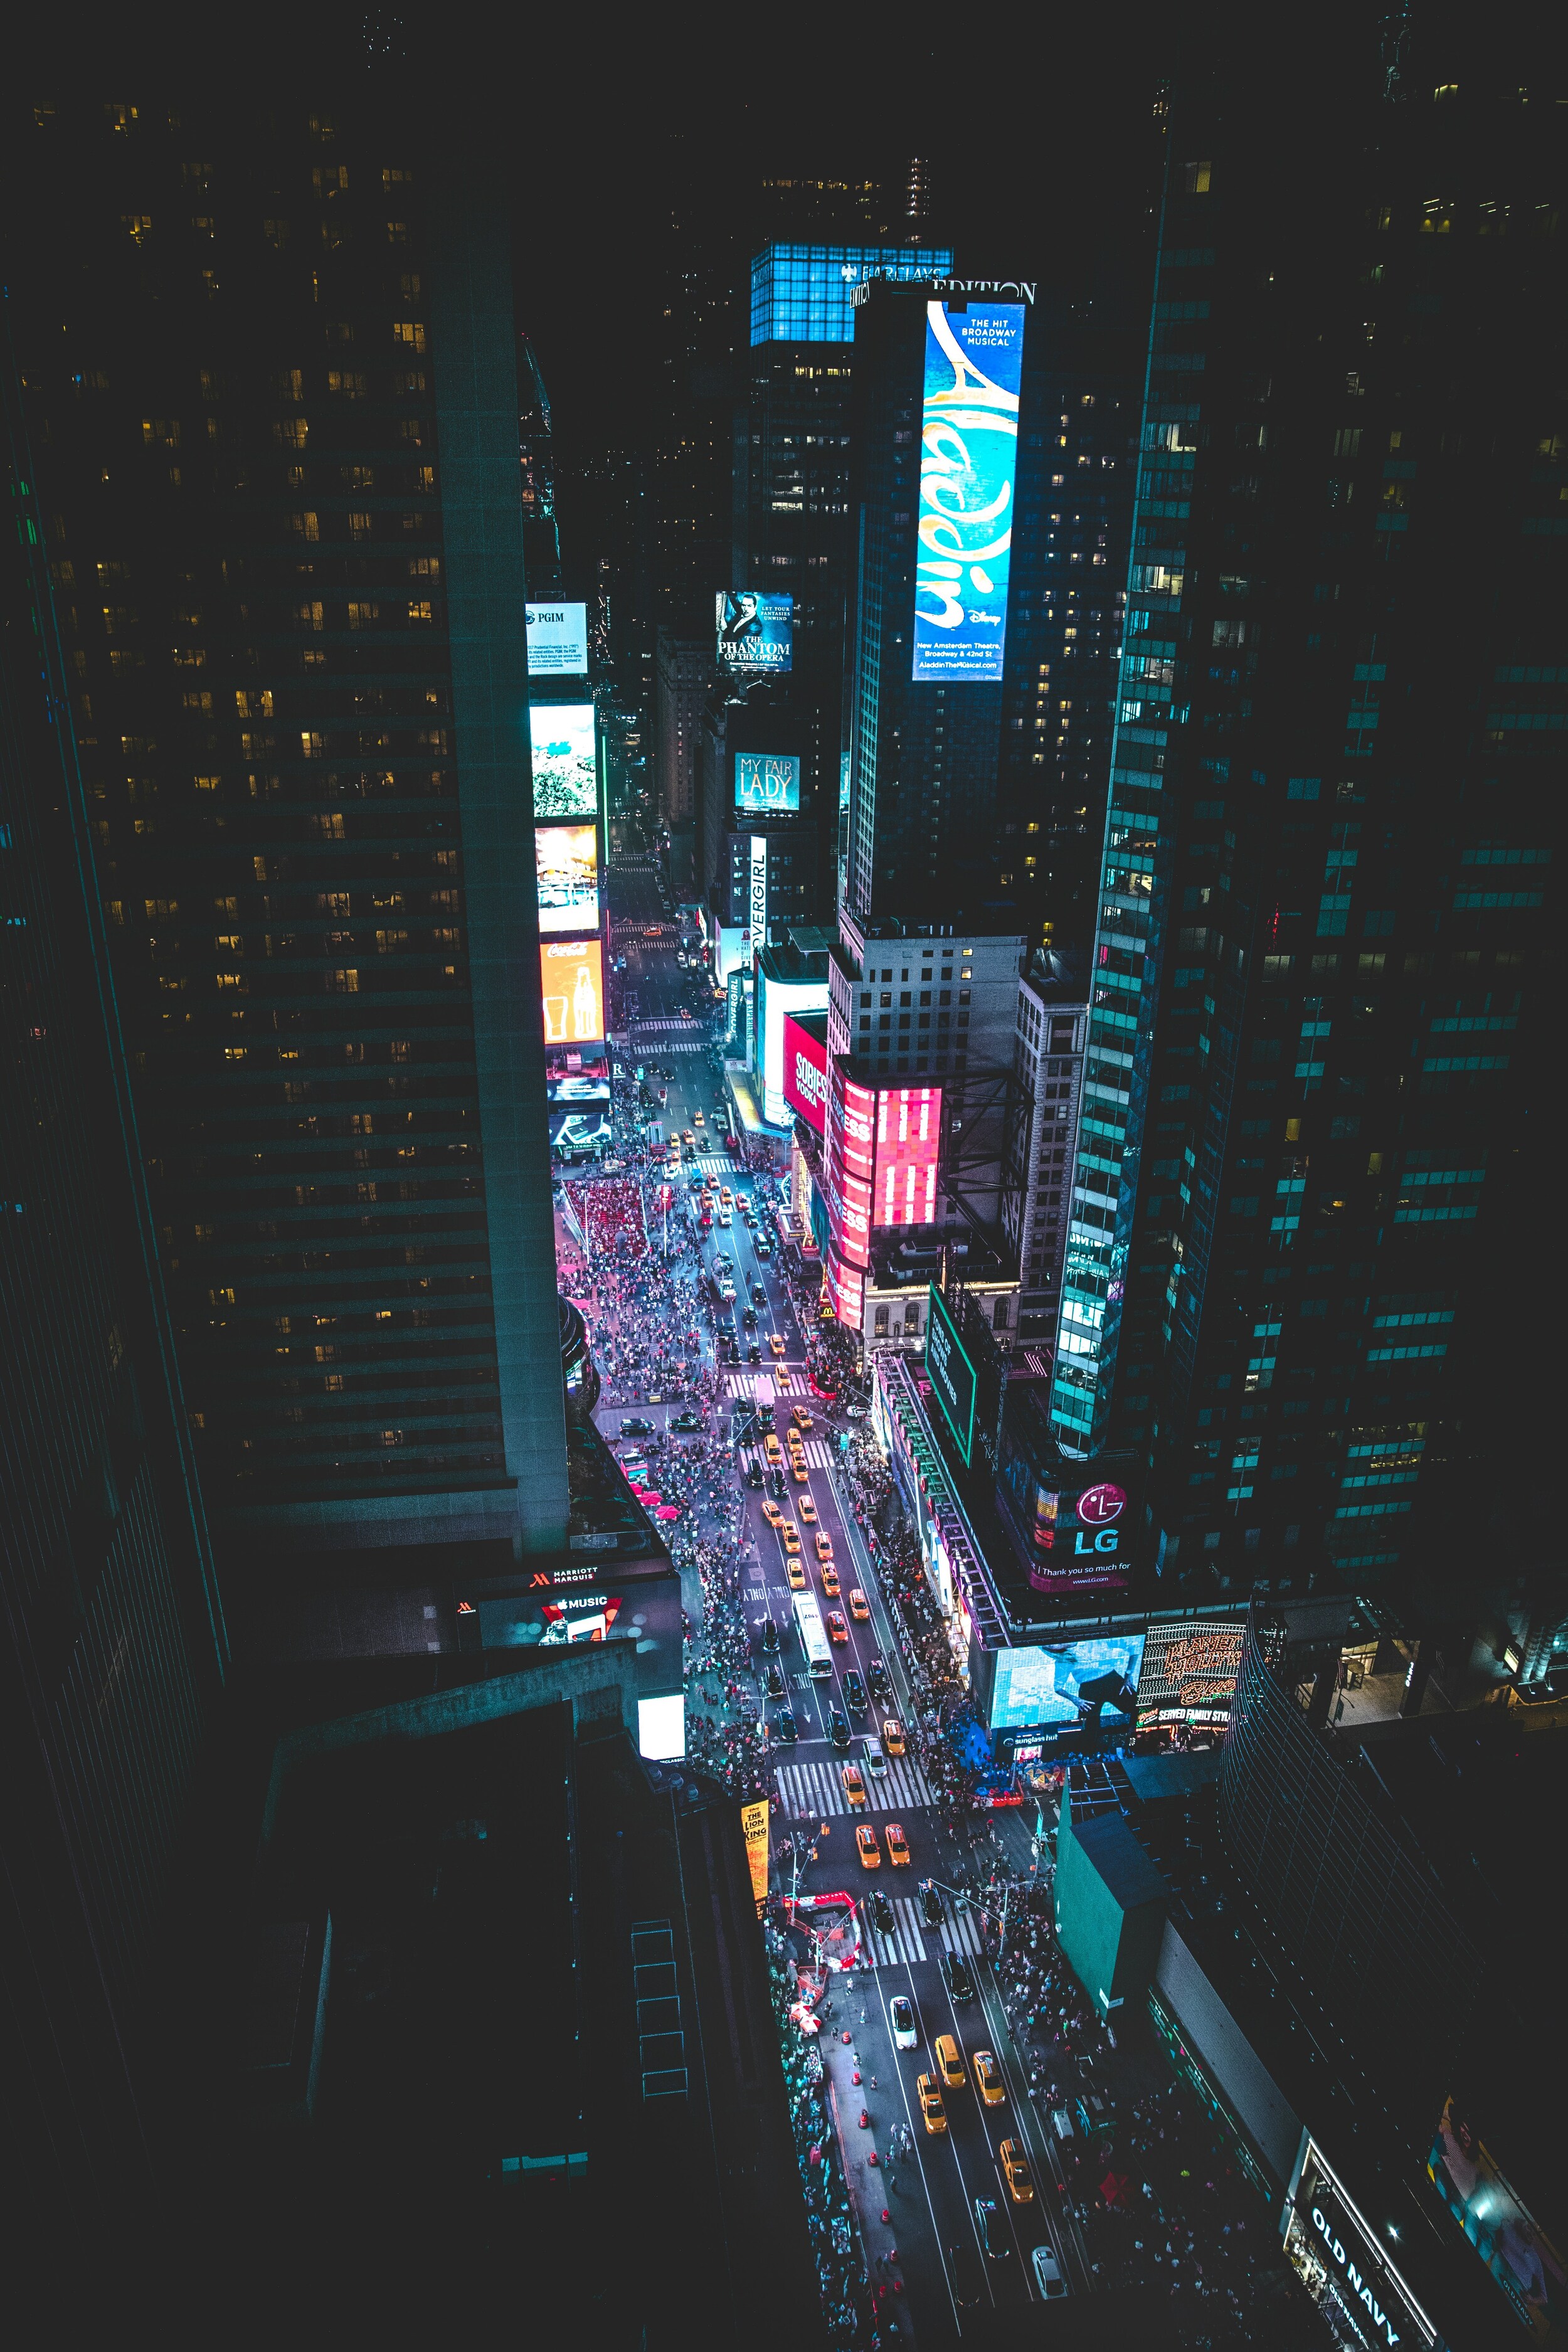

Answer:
[760,977,830,1128]
[988,1634,1146,1734]
[1289,2142,1441,2351]
[526,601,590,677]
[924,1284,977,1466]
[874,1086,940,1227]
[546,1069,612,1110]
[1135,1621,1245,1727]
[1428,2100,1565,2341]
[717,590,793,673]
[783,1013,828,1136]
[530,702,598,820]
[536,822,600,934]
[913,302,1024,684]
[734,752,802,815]
[1029,1476,1135,1597]
[830,1069,876,1270]
[549,1105,613,1154]
[541,938,605,1047]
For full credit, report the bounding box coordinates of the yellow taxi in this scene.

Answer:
[999,2139,1034,2204]
[882,1717,906,1756]
[935,2035,967,2092]
[918,2074,947,2135]
[792,1406,813,1433]
[885,1823,910,1867]
[798,1496,818,1525]
[787,1558,807,1591]
[720,1186,733,1206]
[841,1764,867,1808]
[781,1522,801,1554]
[848,1589,871,1622]
[826,1610,848,1643]
[682,1129,695,1147]
[763,1434,783,1466]
[769,1334,786,1359]
[856,1824,881,1869]
[813,1530,834,1562]
[974,2051,1004,2106]
[762,1499,784,1528]
[792,1456,809,1484]
[820,1566,840,1597]
[693,1109,706,1126]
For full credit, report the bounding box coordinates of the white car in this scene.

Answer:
[889,1994,918,2052]
[1031,2244,1066,2299]
[864,1739,887,1777]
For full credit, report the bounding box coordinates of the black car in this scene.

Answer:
[941,1952,976,2004]
[842,1670,867,1715]
[748,1342,762,1364]
[973,2196,1010,2261]
[743,1306,758,1328]
[671,1410,704,1433]
[764,1663,787,1702]
[919,1880,945,1929]
[829,1709,851,1749]
[619,1416,654,1436]
[760,1616,780,1652]
[744,1461,765,1490]
[866,1657,891,1703]
[770,1466,786,1499]
[948,2239,985,2309]
[776,1712,798,1745]
[871,1891,896,1937]
[751,1281,766,1305]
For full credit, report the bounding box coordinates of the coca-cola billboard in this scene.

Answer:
[782,1013,828,1136]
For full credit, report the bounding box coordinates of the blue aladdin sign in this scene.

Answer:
[912,302,1024,684]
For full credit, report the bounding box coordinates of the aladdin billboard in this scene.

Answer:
[782,1013,829,1135]
[913,302,1024,684]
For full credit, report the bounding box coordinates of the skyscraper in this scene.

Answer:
[843,275,1136,930]
[1,343,228,2249]
[8,91,568,1578]
[1052,54,1559,1606]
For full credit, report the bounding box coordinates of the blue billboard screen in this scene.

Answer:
[988,1635,1146,1732]
[718,591,793,674]
[734,753,801,815]
[913,302,1024,684]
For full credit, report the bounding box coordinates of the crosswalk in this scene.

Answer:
[632,1018,704,1035]
[861,1893,987,1970]
[774,1756,935,1820]
[724,1372,778,1400]
[694,1155,738,1177]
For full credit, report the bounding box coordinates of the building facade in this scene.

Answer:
[8,93,568,1571]
[655,627,712,828]
[1051,63,1559,1608]
[1007,960,1089,1343]
[1,354,230,2245]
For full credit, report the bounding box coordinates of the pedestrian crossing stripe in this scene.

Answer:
[773,1756,935,1820]
[694,1156,738,1175]
[800,1438,834,1470]
[723,1372,777,1399]
[859,1894,985,1971]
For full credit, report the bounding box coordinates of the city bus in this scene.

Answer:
[793,1591,833,1680]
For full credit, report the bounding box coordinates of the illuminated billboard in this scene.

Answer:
[735,752,801,815]
[1288,2142,1439,2350]
[913,302,1024,684]
[759,974,830,1128]
[541,938,605,1046]
[830,1069,877,1271]
[1135,1621,1244,1727]
[925,1285,977,1466]
[782,1014,828,1136]
[1028,1476,1133,1597]
[988,1634,1145,1733]
[717,590,793,673]
[549,1105,613,1155]
[536,822,600,934]
[530,702,598,820]
[1428,2100,1565,2341]
[874,1087,940,1227]
[526,601,589,677]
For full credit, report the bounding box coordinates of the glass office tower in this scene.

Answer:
[1052,57,1559,1606]
[8,93,568,1574]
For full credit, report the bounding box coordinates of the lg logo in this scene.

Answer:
[1078,1483,1128,1527]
